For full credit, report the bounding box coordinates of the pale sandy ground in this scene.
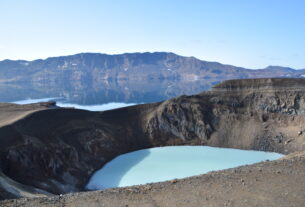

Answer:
[0,102,55,127]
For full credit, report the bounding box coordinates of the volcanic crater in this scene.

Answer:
[1,78,305,207]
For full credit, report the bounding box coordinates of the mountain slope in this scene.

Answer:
[0,52,304,84]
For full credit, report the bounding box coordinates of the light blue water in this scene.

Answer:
[11,98,137,111]
[11,99,284,190]
[56,102,137,111]
[86,146,283,190]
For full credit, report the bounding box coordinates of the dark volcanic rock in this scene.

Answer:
[0,78,305,201]
[144,97,215,145]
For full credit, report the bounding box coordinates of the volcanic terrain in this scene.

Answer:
[0,78,305,206]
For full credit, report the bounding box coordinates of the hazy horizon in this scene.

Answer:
[1,0,305,69]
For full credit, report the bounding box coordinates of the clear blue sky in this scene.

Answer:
[1,0,304,69]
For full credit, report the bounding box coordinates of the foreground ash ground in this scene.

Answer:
[0,78,305,207]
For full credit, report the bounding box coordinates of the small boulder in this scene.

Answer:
[170,179,178,184]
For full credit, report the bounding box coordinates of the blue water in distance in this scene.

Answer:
[56,102,137,111]
[12,97,137,111]
[86,146,283,190]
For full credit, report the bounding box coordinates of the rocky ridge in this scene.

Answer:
[1,52,305,85]
[0,78,305,206]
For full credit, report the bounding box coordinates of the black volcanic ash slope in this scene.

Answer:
[0,78,305,200]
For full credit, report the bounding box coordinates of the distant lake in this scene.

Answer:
[12,97,137,111]
[86,146,283,190]
[0,79,214,105]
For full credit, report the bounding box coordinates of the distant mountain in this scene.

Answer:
[1,52,305,104]
[0,52,304,85]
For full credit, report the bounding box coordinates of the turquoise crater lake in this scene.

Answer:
[86,146,283,190]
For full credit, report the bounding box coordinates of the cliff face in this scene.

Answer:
[144,78,305,150]
[0,78,305,200]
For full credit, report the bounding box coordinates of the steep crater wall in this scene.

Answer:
[1,78,305,200]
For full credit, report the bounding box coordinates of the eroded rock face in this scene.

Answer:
[144,79,305,153]
[1,78,305,200]
[145,98,214,144]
